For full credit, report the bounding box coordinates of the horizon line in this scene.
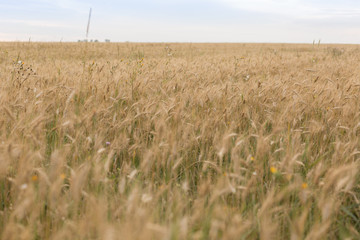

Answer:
[0,40,359,45]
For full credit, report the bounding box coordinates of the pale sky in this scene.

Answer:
[1,0,360,43]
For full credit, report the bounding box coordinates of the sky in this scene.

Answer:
[1,0,360,43]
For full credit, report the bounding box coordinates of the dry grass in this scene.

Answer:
[0,42,360,239]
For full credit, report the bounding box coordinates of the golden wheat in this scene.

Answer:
[0,42,359,239]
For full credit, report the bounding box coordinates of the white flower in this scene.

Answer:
[141,194,152,203]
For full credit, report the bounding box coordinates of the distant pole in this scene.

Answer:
[86,8,92,40]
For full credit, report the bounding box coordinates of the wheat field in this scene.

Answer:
[0,42,359,239]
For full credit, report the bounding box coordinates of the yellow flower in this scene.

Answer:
[31,175,38,182]
[250,156,255,161]
[301,182,308,189]
[60,173,66,180]
[270,167,278,174]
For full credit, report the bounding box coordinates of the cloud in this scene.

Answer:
[0,32,17,41]
[213,0,360,19]
[213,0,309,14]
[30,0,89,14]
[0,19,79,28]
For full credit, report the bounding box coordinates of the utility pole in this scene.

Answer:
[86,8,92,40]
